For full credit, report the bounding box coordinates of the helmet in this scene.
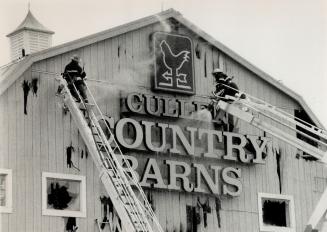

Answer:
[212,68,227,77]
[212,68,223,74]
[71,54,80,62]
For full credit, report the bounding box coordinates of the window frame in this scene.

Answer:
[258,192,296,232]
[0,168,13,213]
[42,172,86,218]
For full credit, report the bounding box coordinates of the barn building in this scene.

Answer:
[0,8,326,232]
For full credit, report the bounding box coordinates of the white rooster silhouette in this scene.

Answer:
[159,40,191,89]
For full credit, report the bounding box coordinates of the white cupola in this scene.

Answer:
[6,9,54,61]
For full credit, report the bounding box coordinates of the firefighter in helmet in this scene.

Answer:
[62,54,88,103]
[212,68,245,100]
[212,68,228,98]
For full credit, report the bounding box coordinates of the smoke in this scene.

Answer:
[191,109,212,122]
[154,14,172,33]
[186,108,214,131]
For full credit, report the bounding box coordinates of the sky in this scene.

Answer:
[0,0,326,127]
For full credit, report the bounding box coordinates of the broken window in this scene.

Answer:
[42,172,86,217]
[262,200,287,226]
[0,169,12,213]
[258,193,295,232]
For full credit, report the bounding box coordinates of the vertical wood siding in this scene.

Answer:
[0,21,325,232]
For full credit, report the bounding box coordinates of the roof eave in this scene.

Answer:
[6,28,55,37]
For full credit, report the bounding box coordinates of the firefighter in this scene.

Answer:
[63,55,88,103]
[207,68,227,119]
[209,68,245,131]
[211,68,228,98]
[212,68,245,101]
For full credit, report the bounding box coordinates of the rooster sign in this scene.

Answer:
[153,32,195,94]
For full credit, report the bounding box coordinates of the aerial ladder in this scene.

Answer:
[56,76,164,232]
[211,84,327,231]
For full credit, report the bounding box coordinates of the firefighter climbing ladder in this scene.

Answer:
[56,77,163,232]
[212,86,327,231]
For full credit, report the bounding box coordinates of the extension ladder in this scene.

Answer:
[57,77,163,232]
[212,92,327,231]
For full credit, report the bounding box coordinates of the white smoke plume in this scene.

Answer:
[154,14,172,33]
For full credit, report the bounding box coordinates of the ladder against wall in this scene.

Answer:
[213,94,327,231]
[56,77,163,232]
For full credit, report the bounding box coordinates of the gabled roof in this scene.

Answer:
[0,8,323,128]
[6,10,54,37]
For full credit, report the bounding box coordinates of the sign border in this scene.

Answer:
[153,32,195,95]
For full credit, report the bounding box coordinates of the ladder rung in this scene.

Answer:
[79,102,95,111]
[99,146,108,152]
[133,221,147,228]
[119,191,127,196]
[119,194,132,201]
[129,210,144,215]
[124,201,136,206]
[133,220,146,224]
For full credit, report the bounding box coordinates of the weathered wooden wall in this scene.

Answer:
[0,20,326,232]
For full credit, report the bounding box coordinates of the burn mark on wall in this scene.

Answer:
[100,196,113,229]
[215,197,222,228]
[169,18,180,32]
[186,205,200,232]
[22,80,31,115]
[65,217,78,232]
[275,147,282,193]
[31,78,39,96]
[147,184,155,212]
[48,182,72,209]
[85,146,88,159]
[195,44,201,59]
[204,52,207,77]
[63,105,69,115]
[197,197,211,227]
[66,145,80,171]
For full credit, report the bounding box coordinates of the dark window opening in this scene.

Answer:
[186,205,198,232]
[294,109,319,148]
[262,200,289,227]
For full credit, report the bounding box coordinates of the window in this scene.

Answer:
[258,193,295,232]
[0,168,12,213]
[42,172,86,217]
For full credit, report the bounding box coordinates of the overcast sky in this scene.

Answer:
[0,0,326,127]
